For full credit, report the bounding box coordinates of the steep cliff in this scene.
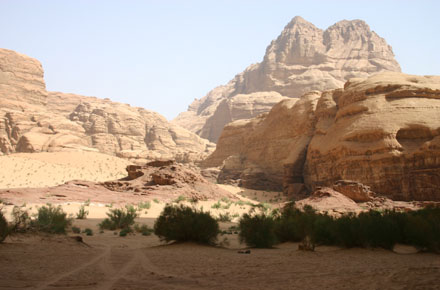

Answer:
[209,72,440,201]
[0,48,214,162]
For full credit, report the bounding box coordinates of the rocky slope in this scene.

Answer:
[208,72,440,201]
[175,16,401,142]
[0,48,214,162]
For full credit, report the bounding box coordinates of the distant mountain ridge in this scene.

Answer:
[174,16,401,142]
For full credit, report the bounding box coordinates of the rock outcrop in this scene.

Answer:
[103,161,234,201]
[174,16,401,142]
[0,48,214,162]
[304,72,440,201]
[209,72,440,201]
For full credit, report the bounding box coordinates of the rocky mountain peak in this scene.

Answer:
[174,16,401,143]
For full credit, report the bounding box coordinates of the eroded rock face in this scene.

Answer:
[209,92,320,191]
[304,72,440,201]
[0,48,214,162]
[210,72,440,201]
[174,17,401,142]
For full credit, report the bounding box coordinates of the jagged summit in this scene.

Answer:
[174,16,401,143]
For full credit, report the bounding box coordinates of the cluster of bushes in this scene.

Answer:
[0,204,73,243]
[239,203,440,251]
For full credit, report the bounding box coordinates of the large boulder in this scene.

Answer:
[174,17,401,142]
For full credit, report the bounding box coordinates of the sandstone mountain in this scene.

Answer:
[174,16,401,142]
[206,72,440,201]
[0,48,214,162]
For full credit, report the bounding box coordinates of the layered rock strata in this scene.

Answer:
[209,72,440,201]
[0,48,214,162]
[175,16,401,142]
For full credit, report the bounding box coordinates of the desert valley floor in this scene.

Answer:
[1,219,440,290]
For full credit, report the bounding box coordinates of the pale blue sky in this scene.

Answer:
[1,0,439,120]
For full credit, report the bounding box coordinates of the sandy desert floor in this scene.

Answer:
[1,198,440,290]
[1,153,439,289]
[1,222,439,290]
[0,152,130,188]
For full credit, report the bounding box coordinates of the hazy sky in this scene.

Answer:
[1,0,439,120]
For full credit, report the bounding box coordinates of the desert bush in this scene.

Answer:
[134,223,154,236]
[76,205,89,219]
[274,204,319,243]
[403,207,440,251]
[32,205,72,234]
[211,201,221,209]
[83,228,93,236]
[272,205,440,251]
[0,210,9,243]
[72,226,81,234]
[217,212,232,222]
[154,204,219,244]
[239,213,277,248]
[174,195,186,203]
[99,206,138,231]
[10,206,32,233]
[119,228,131,237]
[138,201,151,210]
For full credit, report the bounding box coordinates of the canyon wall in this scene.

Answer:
[208,72,440,201]
[0,48,214,163]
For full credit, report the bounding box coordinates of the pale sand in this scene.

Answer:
[1,192,439,289]
[1,226,439,290]
[1,155,439,289]
[0,151,130,189]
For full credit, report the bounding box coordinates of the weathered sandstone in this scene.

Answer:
[210,72,440,201]
[0,48,214,162]
[175,17,401,142]
[304,72,440,201]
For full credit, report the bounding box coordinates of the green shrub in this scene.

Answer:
[99,206,138,231]
[274,204,316,243]
[217,212,232,222]
[239,213,277,248]
[72,226,81,234]
[32,205,72,234]
[134,223,154,236]
[138,201,151,210]
[211,201,221,209]
[10,206,31,233]
[83,228,93,236]
[174,195,186,203]
[119,228,131,237]
[403,207,440,251]
[154,204,219,244]
[0,210,9,243]
[272,205,440,252]
[76,205,89,219]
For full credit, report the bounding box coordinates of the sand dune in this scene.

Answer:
[0,151,131,189]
